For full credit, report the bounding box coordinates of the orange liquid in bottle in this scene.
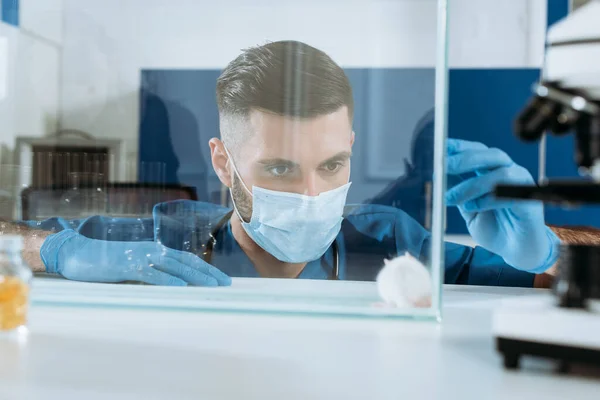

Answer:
[0,276,29,331]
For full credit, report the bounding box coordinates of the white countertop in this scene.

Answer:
[1,281,599,400]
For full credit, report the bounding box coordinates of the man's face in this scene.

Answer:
[215,107,354,222]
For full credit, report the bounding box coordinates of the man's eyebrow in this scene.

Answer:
[256,158,300,168]
[318,151,352,167]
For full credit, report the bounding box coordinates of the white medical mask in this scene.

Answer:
[224,146,351,263]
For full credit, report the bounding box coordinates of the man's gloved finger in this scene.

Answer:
[149,254,219,287]
[165,249,232,286]
[462,193,542,213]
[461,194,518,212]
[137,266,188,286]
[446,167,511,206]
[447,148,513,175]
[185,255,232,286]
[447,138,488,155]
[446,172,476,190]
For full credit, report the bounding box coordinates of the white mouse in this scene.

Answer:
[376,252,432,308]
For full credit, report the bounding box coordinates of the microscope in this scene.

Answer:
[492,1,600,371]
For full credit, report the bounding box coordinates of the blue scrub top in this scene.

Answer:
[28,200,535,287]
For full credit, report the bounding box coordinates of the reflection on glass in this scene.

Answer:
[60,172,108,218]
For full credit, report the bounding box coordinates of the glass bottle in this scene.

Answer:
[0,235,32,333]
[60,172,108,218]
[88,172,109,217]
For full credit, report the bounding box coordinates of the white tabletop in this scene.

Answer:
[1,281,599,400]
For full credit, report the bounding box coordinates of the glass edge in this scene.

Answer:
[431,0,449,322]
[31,299,441,321]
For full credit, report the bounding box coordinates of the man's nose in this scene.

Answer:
[302,173,320,197]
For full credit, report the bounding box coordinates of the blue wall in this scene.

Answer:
[1,0,19,27]
[140,67,600,233]
[140,66,600,232]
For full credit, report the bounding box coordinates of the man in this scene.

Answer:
[6,41,596,288]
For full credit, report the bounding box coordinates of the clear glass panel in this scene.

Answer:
[0,0,449,319]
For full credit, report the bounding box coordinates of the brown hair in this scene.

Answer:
[216,40,353,120]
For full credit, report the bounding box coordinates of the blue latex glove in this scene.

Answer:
[40,229,231,286]
[446,139,561,273]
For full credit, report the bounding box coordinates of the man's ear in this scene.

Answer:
[350,131,356,147]
[209,138,232,188]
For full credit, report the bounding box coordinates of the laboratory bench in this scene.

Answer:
[0,279,599,400]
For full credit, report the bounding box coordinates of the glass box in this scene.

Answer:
[0,0,449,320]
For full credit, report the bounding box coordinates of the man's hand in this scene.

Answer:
[446,139,560,273]
[41,230,231,286]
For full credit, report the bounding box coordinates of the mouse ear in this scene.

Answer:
[383,259,390,265]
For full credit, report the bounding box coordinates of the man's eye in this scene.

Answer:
[322,162,343,173]
[268,166,290,177]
